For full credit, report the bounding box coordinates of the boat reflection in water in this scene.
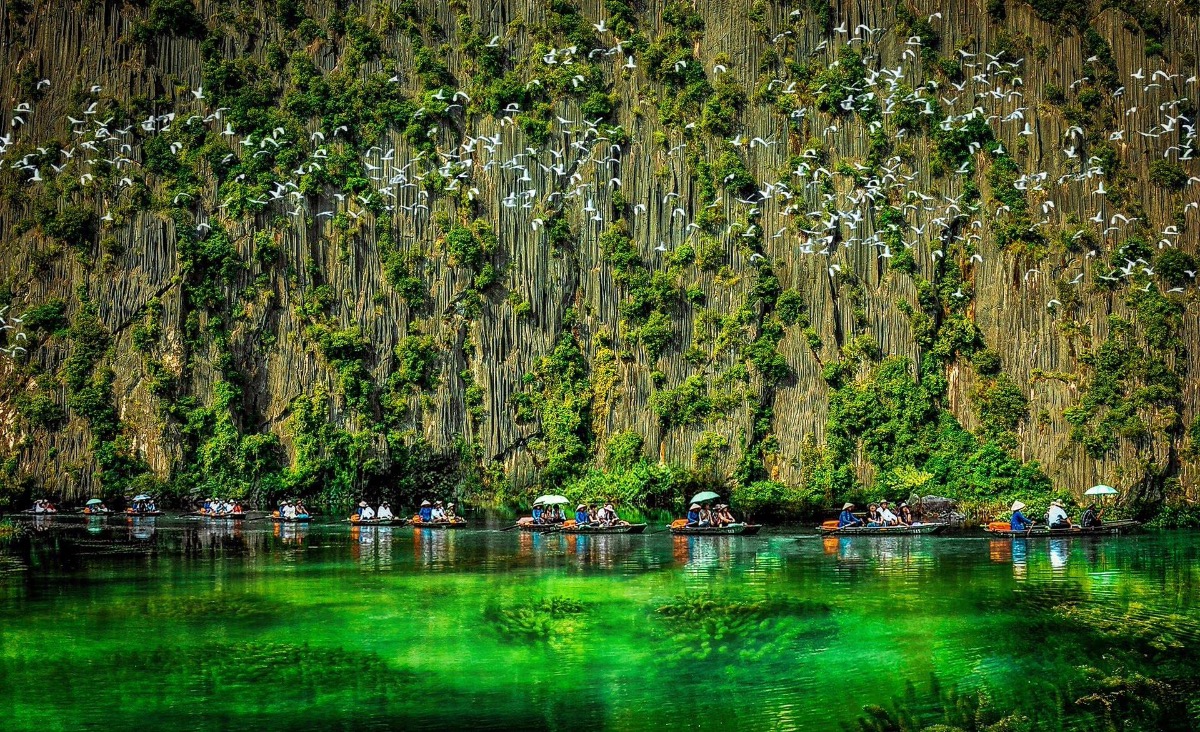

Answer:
[30,515,54,533]
[273,520,308,546]
[413,527,456,569]
[86,516,103,535]
[1012,539,1028,581]
[196,517,241,548]
[127,516,155,541]
[1048,538,1070,575]
[350,525,393,569]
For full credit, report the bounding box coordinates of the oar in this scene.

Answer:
[500,523,523,532]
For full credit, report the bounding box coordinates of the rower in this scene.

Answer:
[1009,500,1035,531]
[1047,499,1072,529]
[1080,503,1103,528]
[418,500,433,522]
[377,502,393,520]
[838,503,864,528]
[685,503,701,526]
[359,502,375,520]
[574,504,589,526]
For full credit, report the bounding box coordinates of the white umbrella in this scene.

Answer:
[1084,485,1118,496]
[533,495,569,505]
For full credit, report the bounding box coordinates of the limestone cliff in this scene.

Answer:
[0,0,1197,512]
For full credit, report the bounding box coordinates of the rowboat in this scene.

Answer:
[669,523,762,536]
[817,522,946,536]
[514,521,560,531]
[270,514,312,523]
[983,519,1140,537]
[556,523,647,535]
[411,519,467,529]
[345,518,407,526]
[125,510,163,517]
[193,511,246,519]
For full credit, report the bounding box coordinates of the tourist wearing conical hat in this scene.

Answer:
[838,503,863,529]
[1009,501,1035,531]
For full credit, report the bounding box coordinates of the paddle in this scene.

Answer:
[500,523,524,532]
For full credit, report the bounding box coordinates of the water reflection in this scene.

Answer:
[1048,539,1069,575]
[273,521,308,546]
[350,525,394,569]
[126,516,156,541]
[413,527,457,569]
[1012,539,1028,580]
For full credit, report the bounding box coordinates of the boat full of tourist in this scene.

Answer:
[347,500,407,526]
[985,492,1139,537]
[411,499,466,528]
[554,502,646,534]
[193,497,245,519]
[668,492,761,535]
[271,500,312,523]
[81,498,110,515]
[819,501,946,535]
[125,495,162,516]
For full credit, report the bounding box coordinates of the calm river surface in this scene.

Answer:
[1,517,1198,731]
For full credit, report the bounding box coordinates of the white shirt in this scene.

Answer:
[1048,505,1067,523]
[878,507,898,524]
[377,506,393,519]
[283,505,296,519]
[431,507,446,521]
[361,506,375,520]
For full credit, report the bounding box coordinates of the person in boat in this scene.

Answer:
[431,501,447,522]
[543,504,561,524]
[1047,499,1072,529]
[877,500,899,527]
[596,503,615,526]
[377,502,393,520]
[898,502,914,526]
[714,504,736,527]
[282,501,296,520]
[445,503,459,521]
[698,505,713,528]
[202,498,213,514]
[1009,501,1035,531]
[532,504,545,524]
[838,502,864,528]
[1080,503,1103,528]
[685,503,701,527]
[232,501,242,515]
[866,503,880,527]
[277,500,289,517]
[418,500,433,522]
[574,504,590,526]
[359,502,375,521]
[295,501,309,518]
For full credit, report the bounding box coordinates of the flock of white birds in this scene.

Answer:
[1,6,1198,357]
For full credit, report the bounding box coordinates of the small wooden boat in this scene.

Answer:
[817,522,946,535]
[983,519,1140,537]
[669,523,762,536]
[345,517,407,526]
[513,520,561,531]
[270,514,312,523]
[194,511,246,519]
[556,522,647,535]
[410,518,467,529]
[80,509,112,516]
[125,509,163,517]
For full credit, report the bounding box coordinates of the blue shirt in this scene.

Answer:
[532,507,543,521]
[686,510,700,525]
[419,507,433,522]
[839,509,861,528]
[575,510,589,524]
[1010,510,1033,530]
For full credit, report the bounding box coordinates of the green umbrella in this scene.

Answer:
[533,495,569,505]
[690,491,721,504]
[132,494,152,501]
[1084,485,1118,496]
[86,498,103,505]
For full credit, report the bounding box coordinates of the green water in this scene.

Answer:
[1,517,1199,731]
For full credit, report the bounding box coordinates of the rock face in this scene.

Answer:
[0,0,1197,508]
